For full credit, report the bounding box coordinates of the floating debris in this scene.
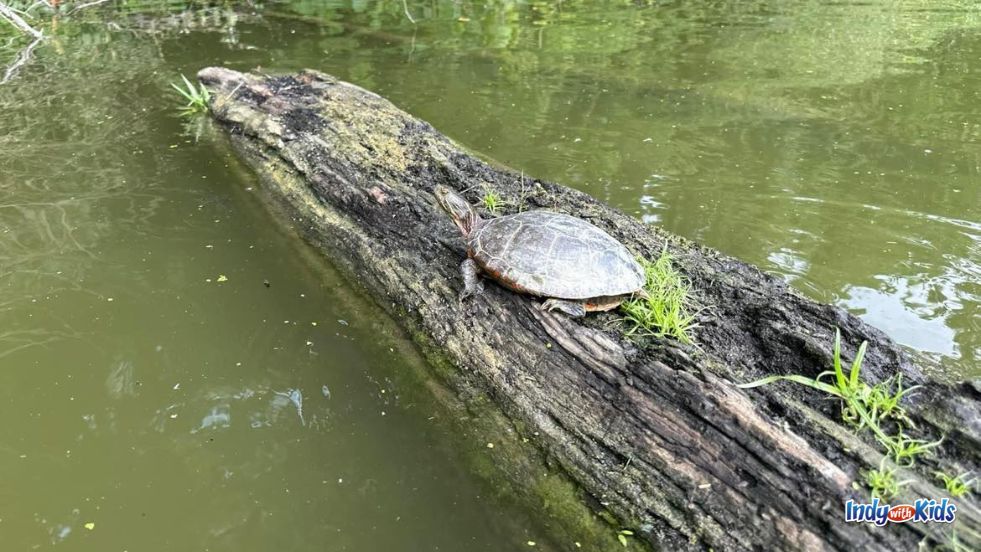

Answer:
[106,360,136,398]
[321,385,331,399]
[192,405,230,432]
[274,388,305,426]
[53,524,71,541]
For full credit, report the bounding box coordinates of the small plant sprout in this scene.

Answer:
[171,74,211,115]
[616,529,634,547]
[482,189,503,214]
[865,459,906,500]
[619,247,697,344]
[890,428,942,467]
[737,328,925,454]
[935,471,975,498]
[861,373,918,428]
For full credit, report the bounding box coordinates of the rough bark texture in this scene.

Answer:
[198,67,979,551]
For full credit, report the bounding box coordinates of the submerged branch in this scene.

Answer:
[69,0,114,15]
[2,33,42,83]
[401,0,415,25]
[0,2,43,37]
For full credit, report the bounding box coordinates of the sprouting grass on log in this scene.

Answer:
[620,247,696,344]
[935,471,975,498]
[738,328,943,497]
[739,329,915,452]
[891,428,942,467]
[482,190,502,215]
[171,73,210,114]
[865,460,906,501]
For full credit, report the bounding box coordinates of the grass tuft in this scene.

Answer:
[482,190,503,215]
[865,460,905,500]
[738,329,923,454]
[170,74,210,115]
[738,328,944,497]
[619,247,696,344]
[891,428,942,467]
[935,471,974,498]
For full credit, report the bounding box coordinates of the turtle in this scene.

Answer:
[434,185,647,317]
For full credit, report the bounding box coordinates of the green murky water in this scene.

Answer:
[1,0,978,549]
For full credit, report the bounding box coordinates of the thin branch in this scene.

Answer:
[26,1,53,14]
[213,79,243,112]
[402,0,416,25]
[69,0,113,15]
[2,34,42,83]
[0,2,43,38]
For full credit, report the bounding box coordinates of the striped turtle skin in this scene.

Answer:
[468,210,644,300]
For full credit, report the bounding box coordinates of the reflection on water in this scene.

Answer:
[0,0,978,549]
[844,283,957,357]
[0,8,565,549]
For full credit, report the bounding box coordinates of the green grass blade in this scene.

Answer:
[618,250,696,344]
[850,340,867,389]
[738,374,843,397]
[170,82,194,103]
[833,328,846,391]
[169,74,209,115]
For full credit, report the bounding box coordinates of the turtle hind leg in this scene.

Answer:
[585,295,629,312]
[459,258,484,301]
[540,298,587,318]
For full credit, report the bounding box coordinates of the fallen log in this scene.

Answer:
[198,67,979,551]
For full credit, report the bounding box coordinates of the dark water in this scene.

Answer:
[0,0,978,550]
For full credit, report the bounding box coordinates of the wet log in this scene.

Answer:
[198,67,979,551]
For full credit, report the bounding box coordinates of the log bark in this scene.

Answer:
[198,67,979,551]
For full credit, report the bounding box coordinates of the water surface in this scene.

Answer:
[1,0,979,549]
[0,8,562,549]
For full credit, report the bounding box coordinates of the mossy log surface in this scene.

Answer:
[199,67,979,551]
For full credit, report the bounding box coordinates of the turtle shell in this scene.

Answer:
[468,210,645,299]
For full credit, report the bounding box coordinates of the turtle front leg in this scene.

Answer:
[540,298,587,318]
[459,258,484,301]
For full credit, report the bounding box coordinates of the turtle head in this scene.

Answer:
[435,185,479,236]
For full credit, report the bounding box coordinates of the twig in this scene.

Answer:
[213,79,243,112]
[69,0,113,15]
[0,2,43,38]
[26,1,53,13]
[401,0,415,25]
[2,34,43,83]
